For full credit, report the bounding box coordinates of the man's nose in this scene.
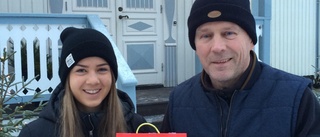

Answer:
[210,36,226,52]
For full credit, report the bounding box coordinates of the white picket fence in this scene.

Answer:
[0,14,138,107]
[0,24,85,104]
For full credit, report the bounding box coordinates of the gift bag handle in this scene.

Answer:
[136,123,160,133]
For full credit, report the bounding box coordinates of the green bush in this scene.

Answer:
[0,48,46,137]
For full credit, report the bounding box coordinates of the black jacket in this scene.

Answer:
[162,52,320,137]
[18,83,149,137]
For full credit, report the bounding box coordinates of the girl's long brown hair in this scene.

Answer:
[60,74,127,137]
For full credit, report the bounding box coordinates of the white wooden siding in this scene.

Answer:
[0,0,48,13]
[271,0,316,76]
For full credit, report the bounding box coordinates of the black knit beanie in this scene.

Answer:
[187,0,257,50]
[59,27,118,86]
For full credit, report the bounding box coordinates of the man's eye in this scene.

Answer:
[201,34,211,39]
[224,31,237,39]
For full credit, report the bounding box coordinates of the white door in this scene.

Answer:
[116,0,164,85]
[64,0,116,39]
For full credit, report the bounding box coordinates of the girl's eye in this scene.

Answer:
[75,68,87,73]
[98,67,109,73]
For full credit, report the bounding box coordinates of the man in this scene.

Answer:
[161,0,320,136]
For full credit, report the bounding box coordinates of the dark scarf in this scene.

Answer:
[201,51,258,104]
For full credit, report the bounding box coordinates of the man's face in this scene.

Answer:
[195,21,254,89]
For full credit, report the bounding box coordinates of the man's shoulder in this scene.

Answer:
[261,63,311,82]
[169,73,205,101]
[174,73,202,91]
[259,63,312,91]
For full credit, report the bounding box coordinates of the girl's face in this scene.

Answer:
[69,57,112,112]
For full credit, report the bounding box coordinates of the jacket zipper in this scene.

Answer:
[218,99,224,137]
[88,114,94,137]
[223,90,238,137]
[214,94,224,137]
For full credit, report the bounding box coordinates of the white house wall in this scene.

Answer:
[0,0,48,13]
[270,0,316,76]
[176,0,196,84]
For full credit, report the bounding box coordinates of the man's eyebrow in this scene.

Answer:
[222,25,238,30]
[196,27,210,32]
[75,63,109,67]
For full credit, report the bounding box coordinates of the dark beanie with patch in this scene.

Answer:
[187,0,257,50]
[59,27,118,86]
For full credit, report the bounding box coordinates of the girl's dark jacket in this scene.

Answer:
[18,83,149,137]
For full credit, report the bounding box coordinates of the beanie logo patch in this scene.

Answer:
[65,53,75,68]
[208,10,222,18]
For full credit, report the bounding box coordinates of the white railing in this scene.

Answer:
[0,24,74,103]
[0,14,138,107]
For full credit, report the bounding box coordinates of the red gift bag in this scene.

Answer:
[116,123,187,137]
